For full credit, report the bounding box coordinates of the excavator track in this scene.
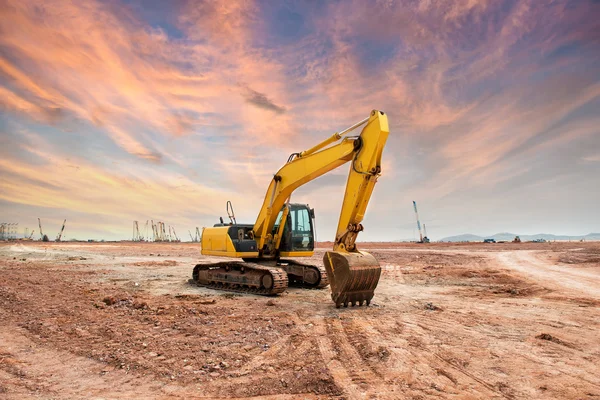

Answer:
[278,259,329,289]
[190,262,288,295]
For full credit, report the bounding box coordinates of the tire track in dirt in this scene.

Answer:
[327,318,382,390]
[370,309,521,399]
[313,320,364,399]
[433,353,515,399]
[309,314,392,399]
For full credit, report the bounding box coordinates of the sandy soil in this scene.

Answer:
[0,241,599,399]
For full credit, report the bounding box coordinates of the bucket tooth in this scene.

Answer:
[323,250,381,308]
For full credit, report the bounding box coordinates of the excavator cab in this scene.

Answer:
[273,203,315,254]
[201,203,315,258]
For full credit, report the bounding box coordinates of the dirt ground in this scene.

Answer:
[1,241,599,399]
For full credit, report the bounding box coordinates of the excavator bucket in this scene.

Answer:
[323,250,381,308]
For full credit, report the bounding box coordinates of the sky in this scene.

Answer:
[0,0,599,242]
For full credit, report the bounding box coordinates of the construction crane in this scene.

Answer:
[38,218,49,242]
[195,227,201,242]
[423,223,430,243]
[55,219,67,242]
[193,110,390,307]
[152,220,158,241]
[133,221,141,241]
[171,227,180,242]
[412,201,429,243]
[413,201,423,243]
[144,220,149,242]
[28,230,35,240]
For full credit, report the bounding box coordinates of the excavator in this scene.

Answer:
[192,110,389,307]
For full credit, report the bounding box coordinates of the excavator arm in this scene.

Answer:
[251,110,389,306]
[252,110,389,253]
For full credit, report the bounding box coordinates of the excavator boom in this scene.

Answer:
[251,110,388,306]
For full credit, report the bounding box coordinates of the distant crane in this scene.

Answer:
[28,230,35,240]
[144,220,149,242]
[161,223,167,241]
[171,226,180,242]
[151,220,162,242]
[152,221,167,242]
[38,218,49,242]
[133,221,145,241]
[189,228,202,242]
[151,220,157,241]
[423,223,430,243]
[412,201,430,243]
[413,201,423,243]
[55,219,67,241]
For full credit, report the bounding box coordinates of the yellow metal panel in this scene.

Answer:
[201,226,238,255]
[335,111,389,237]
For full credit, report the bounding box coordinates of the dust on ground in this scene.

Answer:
[1,241,599,399]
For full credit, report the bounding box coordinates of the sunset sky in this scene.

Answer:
[1,0,599,241]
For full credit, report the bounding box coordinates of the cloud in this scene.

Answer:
[239,85,286,114]
[583,155,600,163]
[0,130,240,237]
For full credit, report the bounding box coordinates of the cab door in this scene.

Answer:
[278,204,314,253]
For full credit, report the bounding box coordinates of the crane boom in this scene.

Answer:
[56,219,66,241]
[413,201,423,242]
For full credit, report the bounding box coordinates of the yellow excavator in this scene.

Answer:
[193,110,389,307]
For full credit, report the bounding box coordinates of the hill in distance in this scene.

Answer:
[440,232,600,242]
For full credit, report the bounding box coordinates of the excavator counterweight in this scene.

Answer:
[192,110,390,307]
